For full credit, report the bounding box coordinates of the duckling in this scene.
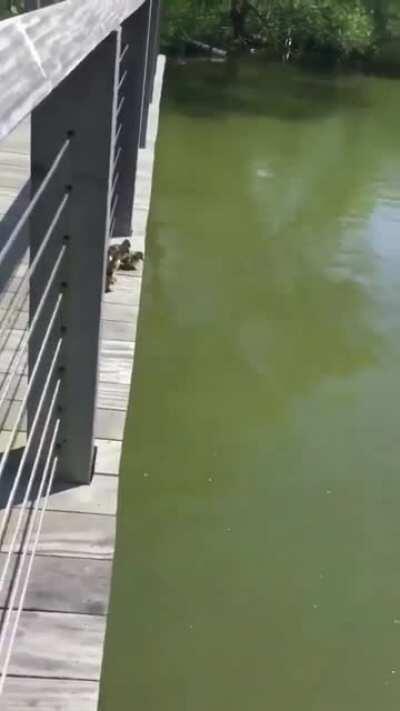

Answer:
[118,240,144,271]
[105,245,121,292]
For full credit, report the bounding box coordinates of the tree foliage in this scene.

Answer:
[0,0,24,19]
[162,0,400,63]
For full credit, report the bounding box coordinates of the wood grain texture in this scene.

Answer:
[97,380,130,411]
[95,409,126,441]
[1,610,105,680]
[94,439,122,476]
[102,302,140,323]
[0,510,115,559]
[2,678,99,710]
[103,277,141,306]
[102,318,137,342]
[46,474,118,516]
[99,340,135,385]
[0,0,147,142]
[0,554,112,615]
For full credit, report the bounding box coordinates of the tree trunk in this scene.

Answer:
[230,0,250,39]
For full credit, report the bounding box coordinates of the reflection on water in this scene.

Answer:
[100,59,400,710]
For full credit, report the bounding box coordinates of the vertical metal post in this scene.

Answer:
[149,0,162,102]
[29,31,120,485]
[140,0,161,148]
[113,0,151,237]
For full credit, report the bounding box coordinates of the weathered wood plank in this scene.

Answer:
[102,302,139,323]
[97,380,130,411]
[99,341,135,385]
[102,318,136,342]
[94,439,122,476]
[0,431,25,452]
[0,372,26,402]
[1,610,105,680]
[0,554,112,615]
[131,205,149,238]
[99,357,134,386]
[0,510,115,559]
[95,409,126,441]
[103,278,141,305]
[0,401,26,432]
[2,678,99,710]
[46,474,118,516]
[0,292,29,312]
[0,310,27,330]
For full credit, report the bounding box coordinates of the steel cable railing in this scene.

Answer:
[0,135,70,684]
[109,38,130,239]
[0,138,70,273]
[0,191,69,364]
[0,253,65,463]
[118,69,128,92]
[0,378,61,594]
[0,430,60,693]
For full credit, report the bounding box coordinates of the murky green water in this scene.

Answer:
[100,59,400,710]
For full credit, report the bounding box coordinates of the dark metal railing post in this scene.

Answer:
[113,0,152,237]
[29,30,120,485]
[140,0,162,148]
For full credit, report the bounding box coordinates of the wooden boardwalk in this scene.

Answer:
[0,56,165,709]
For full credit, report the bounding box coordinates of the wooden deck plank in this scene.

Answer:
[0,554,112,616]
[0,401,26,432]
[0,310,27,330]
[94,439,122,476]
[0,510,115,560]
[103,278,141,305]
[0,431,26,452]
[102,302,139,323]
[0,372,26,402]
[95,409,126,442]
[102,318,136,341]
[2,678,99,710]
[97,381,130,411]
[3,611,105,681]
[99,358,134,386]
[46,474,118,516]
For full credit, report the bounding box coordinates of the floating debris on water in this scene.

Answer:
[313,603,319,610]
[256,168,274,179]
[326,489,332,495]
[391,670,397,675]
[208,477,213,483]
[394,619,400,625]
[143,472,149,478]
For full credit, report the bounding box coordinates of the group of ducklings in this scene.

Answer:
[106,239,144,292]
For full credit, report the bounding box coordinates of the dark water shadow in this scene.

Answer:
[165,58,372,122]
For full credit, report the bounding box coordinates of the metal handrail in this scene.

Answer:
[0,0,147,142]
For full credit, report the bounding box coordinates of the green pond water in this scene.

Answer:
[100,59,400,710]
